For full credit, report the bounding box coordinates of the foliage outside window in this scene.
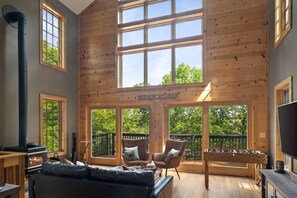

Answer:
[91,109,116,158]
[118,0,203,88]
[208,104,248,167]
[274,0,292,47]
[169,106,202,162]
[40,2,66,71]
[40,94,67,154]
[91,107,150,158]
[122,108,150,135]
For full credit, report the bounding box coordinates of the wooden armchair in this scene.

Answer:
[122,138,149,166]
[152,139,187,179]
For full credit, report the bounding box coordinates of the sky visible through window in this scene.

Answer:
[121,0,203,87]
[148,1,171,18]
[42,9,59,48]
[123,53,144,87]
[148,49,172,85]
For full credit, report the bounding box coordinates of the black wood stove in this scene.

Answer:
[2,5,47,176]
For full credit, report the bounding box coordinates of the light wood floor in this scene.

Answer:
[167,170,261,198]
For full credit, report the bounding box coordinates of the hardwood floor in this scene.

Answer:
[168,170,261,198]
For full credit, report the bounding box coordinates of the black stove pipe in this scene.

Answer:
[3,6,28,149]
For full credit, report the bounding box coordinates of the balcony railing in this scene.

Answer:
[91,133,247,160]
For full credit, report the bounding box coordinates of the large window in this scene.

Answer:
[118,0,203,88]
[40,94,67,155]
[40,2,65,71]
[275,0,292,47]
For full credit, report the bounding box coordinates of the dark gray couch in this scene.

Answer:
[29,162,173,198]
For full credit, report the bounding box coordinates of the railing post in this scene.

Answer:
[112,133,115,155]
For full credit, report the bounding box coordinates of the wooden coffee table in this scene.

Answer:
[152,168,162,181]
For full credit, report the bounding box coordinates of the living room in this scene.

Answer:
[0,0,297,197]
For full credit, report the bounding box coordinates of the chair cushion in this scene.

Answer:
[124,146,140,160]
[164,148,179,163]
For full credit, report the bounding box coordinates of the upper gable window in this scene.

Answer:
[175,0,203,13]
[118,0,204,88]
[41,2,66,71]
[275,0,292,47]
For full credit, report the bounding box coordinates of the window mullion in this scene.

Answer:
[144,50,148,86]
[172,47,176,84]
[172,0,176,14]
[118,55,123,88]
[171,0,176,84]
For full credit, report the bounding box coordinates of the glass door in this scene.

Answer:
[168,105,203,165]
[208,104,248,168]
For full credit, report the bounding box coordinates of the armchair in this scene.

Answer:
[122,138,149,166]
[152,139,187,179]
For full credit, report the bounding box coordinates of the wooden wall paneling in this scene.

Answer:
[78,0,268,175]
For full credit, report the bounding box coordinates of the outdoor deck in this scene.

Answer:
[91,133,247,160]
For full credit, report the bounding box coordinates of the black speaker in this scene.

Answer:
[71,133,77,163]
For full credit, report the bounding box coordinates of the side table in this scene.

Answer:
[0,183,20,198]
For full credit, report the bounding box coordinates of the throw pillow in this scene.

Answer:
[164,148,180,163]
[124,146,140,160]
[76,161,85,166]
[124,149,138,161]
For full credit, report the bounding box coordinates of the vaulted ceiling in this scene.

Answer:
[58,0,95,15]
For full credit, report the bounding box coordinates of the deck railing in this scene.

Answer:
[91,133,247,160]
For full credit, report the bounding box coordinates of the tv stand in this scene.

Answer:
[260,169,297,198]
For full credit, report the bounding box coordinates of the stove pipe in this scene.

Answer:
[2,5,28,148]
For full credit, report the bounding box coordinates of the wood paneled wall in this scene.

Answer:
[78,0,268,170]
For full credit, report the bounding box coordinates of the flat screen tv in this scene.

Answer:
[278,101,297,159]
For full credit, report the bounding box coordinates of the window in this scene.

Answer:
[40,2,66,71]
[122,108,150,136]
[90,107,150,158]
[208,104,248,168]
[274,76,293,171]
[169,105,202,163]
[275,0,292,47]
[91,108,116,158]
[40,94,67,154]
[118,0,203,88]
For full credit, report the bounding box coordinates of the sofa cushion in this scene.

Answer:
[42,162,90,179]
[89,167,154,188]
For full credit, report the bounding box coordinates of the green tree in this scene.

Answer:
[209,105,247,135]
[122,108,149,133]
[169,106,202,135]
[42,41,60,66]
[162,63,202,85]
[42,100,60,152]
[91,109,116,135]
